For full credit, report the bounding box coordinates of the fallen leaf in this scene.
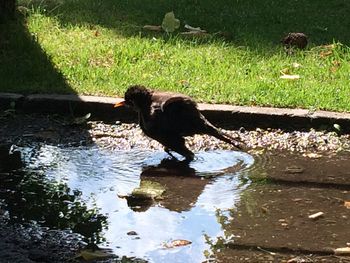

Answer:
[184,24,206,33]
[308,211,324,219]
[280,74,300,80]
[280,68,291,75]
[161,12,180,33]
[131,180,166,200]
[302,153,322,158]
[164,239,192,248]
[344,201,350,209]
[143,25,162,31]
[332,60,341,66]
[334,247,350,255]
[322,44,336,49]
[320,50,333,58]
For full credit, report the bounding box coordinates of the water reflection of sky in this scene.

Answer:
[24,145,254,263]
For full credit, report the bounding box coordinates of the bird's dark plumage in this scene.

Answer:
[118,85,243,161]
[281,32,308,50]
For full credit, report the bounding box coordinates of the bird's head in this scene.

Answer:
[114,85,153,112]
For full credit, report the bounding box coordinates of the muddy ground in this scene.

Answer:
[0,112,350,262]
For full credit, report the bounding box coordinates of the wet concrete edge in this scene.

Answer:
[1,92,350,132]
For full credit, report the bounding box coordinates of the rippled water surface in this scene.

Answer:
[18,145,254,262]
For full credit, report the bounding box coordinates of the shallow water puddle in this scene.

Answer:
[16,145,254,262]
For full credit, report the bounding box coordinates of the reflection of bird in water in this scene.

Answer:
[115,85,243,161]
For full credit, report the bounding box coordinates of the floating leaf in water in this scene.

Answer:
[131,180,166,200]
[164,239,192,248]
[161,11,180,33]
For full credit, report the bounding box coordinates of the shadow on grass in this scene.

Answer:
[0,13,71,94]
[22,0,350,47]
[0,13,110,251]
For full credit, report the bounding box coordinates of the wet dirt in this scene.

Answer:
[1,112,350,263]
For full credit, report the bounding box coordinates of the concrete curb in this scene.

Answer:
[1,93,350,131]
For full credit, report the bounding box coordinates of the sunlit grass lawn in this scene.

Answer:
[2,0,350,111]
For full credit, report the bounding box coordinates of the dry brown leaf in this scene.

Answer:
[344,201,350,209]
[164,239,192,248]
[320,50,333,58]
[280,68,291,75]
[321,44,337,49]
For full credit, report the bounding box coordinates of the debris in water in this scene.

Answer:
[131,180,166,200]
[164,239,192,248]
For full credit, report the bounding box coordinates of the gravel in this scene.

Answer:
[88,121,350,154]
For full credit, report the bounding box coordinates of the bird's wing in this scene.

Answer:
[157,96,205,135]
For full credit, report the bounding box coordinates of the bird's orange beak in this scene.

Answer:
[114,101,125,108]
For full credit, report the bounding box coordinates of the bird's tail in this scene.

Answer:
[205,123,244,150]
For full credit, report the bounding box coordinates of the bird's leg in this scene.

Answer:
[164,147,177,159]
[172,144,194,162]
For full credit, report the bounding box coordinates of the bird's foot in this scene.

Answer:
[184,153,195,163]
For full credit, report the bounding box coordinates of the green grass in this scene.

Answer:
[1,0,350,111]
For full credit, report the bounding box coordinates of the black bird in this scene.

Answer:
[114,85,243,161]
[281,32,308,50]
